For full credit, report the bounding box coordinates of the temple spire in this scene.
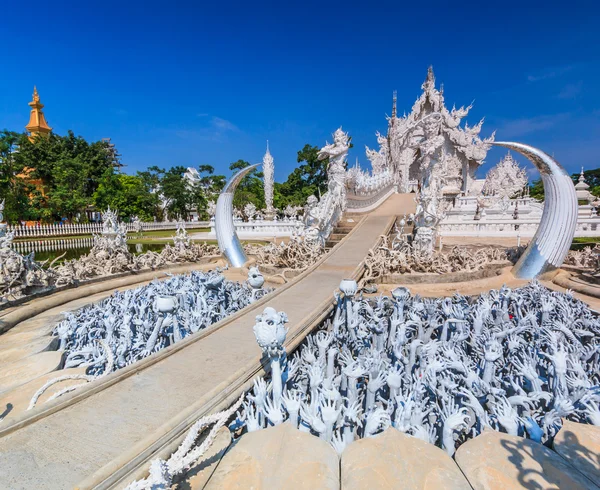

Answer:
[391,90,397,118]
[422,66,436,93]
[262,140,275,217]
[26,86,52,140]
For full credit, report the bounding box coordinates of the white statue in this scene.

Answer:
[243,202,257,221]
[300,128,350,244]
[131,216,143,235]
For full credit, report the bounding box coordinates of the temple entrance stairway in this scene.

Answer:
[0,193,417,490]
[325,212,363,250]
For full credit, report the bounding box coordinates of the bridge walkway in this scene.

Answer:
[0,194,415,490]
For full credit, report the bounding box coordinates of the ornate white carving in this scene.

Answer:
[482,152,528,199]
[367,67,495,195]
[0,200,53,301]
[243,202,257,221]
[206,201,217,218]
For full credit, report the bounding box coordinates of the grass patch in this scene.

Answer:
[571,237,600,250]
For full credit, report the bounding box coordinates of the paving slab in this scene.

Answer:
[0,194,415,490]
[0,335,58,365]
[0,367,88,423]
[0,351,63,395]
[204,423,339,490]
[341,428,470,490]
[455,429,599,490]
[553,420,600,484]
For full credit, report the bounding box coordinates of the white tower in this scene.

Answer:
[263,141,275,218]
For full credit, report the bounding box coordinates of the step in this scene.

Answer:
[333,226,355,233]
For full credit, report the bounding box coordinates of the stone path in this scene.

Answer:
[0,194,416,490]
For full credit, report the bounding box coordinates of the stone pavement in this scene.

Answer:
[0,194,416,489]
[194,424,599,490]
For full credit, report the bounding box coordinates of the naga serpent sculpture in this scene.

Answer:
[215,163,260,267]
[492,141,578,279]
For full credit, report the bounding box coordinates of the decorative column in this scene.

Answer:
[263,141,275,220]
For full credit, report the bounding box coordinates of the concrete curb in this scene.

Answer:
[553,270,600,299]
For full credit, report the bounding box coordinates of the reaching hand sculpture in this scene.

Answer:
[31,269,273,411]
[234,278,600,458]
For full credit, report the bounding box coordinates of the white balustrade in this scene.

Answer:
[5,220,210,238]
[209,218,304,238]
[438,216,600,238]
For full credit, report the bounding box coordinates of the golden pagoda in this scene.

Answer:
[25,86,52,140]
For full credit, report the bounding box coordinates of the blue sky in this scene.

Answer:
[1,0,598,182]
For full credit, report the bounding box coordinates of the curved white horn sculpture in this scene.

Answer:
[492,141,577,279]
[215,163,260,267]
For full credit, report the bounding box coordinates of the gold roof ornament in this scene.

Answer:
[26,86,52,139]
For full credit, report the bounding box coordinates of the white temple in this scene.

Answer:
[366,67,495,198]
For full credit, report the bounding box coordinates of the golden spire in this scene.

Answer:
[26,86,52,139]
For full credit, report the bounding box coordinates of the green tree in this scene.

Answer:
[93,170,161,221]
[529,179,544,201]
[194,165,226,219]
[0,131,35,223]
[229,160,265,210]
[14,131,115,222]
[272,144,331,209]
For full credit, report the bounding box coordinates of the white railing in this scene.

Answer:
[346,169,394,196]
[6,220,210,238]
[347,182,396,212]
[439,217,600,238]
[11,237,95,256]
[210,218,304,238]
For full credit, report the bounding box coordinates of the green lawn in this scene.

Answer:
[571,237,600,250]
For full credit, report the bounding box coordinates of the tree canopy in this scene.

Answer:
[0,127,350,224]
[529,170,600,202]
[0,130,227,223]
[273,144,330,209]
